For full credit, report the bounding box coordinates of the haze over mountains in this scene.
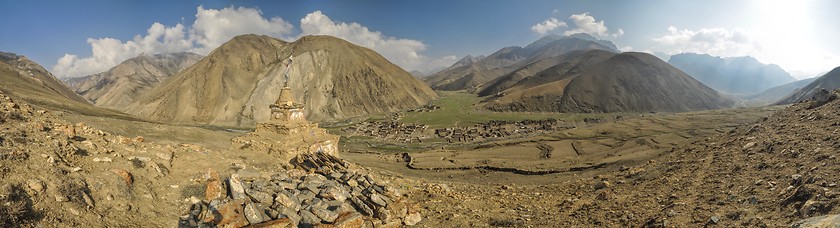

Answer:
[65,52,203,111]
[124,34,437,128]
[775,67,840,104]
[424,33,619,91]
[668,53,797,96]
[484,51,734,112]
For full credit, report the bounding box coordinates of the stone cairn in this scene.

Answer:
[232,85,340,162]
[178,152,421,227]
[195,77,421,227]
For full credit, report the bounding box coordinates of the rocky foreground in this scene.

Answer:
[394,90,840,227]
[0,90,422,227]
[179,153,422,227]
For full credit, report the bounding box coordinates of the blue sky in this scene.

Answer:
[1,0,838,79]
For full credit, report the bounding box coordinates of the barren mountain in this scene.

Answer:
[0,51,133,119]
[775,66,840,105]
[478,49,616,97]
[442,55,484,72]
[486,52,734,113]
[125,35,437,128]
[424,34,618,91]
[0,52,88,105]
[747,77,817,105]
[668,53,796,95]
[64,52,202,111]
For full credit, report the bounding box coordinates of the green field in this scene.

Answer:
[398,91,619,128]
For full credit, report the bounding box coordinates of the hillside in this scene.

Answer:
[424,34,618,91]
[65,52,202,110]
[486,52,734,113]
[0,51,129,117]
[775,67,840,105]
[125,34,438,128]
[477,49,616,97]
[747,77,817,105]
[668,53,796,95]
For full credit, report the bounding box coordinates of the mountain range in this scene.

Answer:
[424,33,619,91]
[483,51,734,112]
[668,53,796,96]
[64,52,203,111]
[775,67,840,105]
[124,34,437,128]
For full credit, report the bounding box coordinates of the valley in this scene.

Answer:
[3,3,840,227]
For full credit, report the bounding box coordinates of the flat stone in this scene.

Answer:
[205,170,224,201]
[346,179,358,187]
[370,193,388,207]
[229,174,247,200]
[791,214,840,228]
[281,208,302,225]
[216,200,249,228]
[334,212,365,228]
[27,179,44,193]
[386,201,407,218]
[312,207,339,223]
[300,209,322,225]
[247,218,293,228]
[278,181,297,190]
[274,192,301,212]
[350,195,374,216]
[244,202,265,224]
[376,207,392,222]
[247,189,274,204]
[321,186,348,202]
[403,212,422,226]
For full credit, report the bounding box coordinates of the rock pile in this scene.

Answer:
[179,153,422,227]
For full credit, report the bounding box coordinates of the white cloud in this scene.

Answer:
[531,13,623,38]
[562,13,624,38]
[299,10,455,73]
[53,7,452,78]
[52,23,194,78]
[190,6,294,54]
[530,17,567,35]
[652,26,759,57]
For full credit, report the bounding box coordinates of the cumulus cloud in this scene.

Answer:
[53,7,451,78]
[530,17,567,35]
[190,6,294,54]
[299,10,455,73]
[52,23,194,78]
[563,13,623,38]
[531,13,623,38]
[652,26,759,57]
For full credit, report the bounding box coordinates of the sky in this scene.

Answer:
[0,0,838,79]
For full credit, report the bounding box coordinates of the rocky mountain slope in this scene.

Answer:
[477,49,616,97]
[668,53,796,95]
[0,90,422,227]
[424,34,618,91]
[557,89,840,226]
[747,77,817,105]
[0,52,129,118]
[485,52,734,113]
[64,53,202,111]
[125,35,437,128]
[0,52,88,105]
[776,67,840,105]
